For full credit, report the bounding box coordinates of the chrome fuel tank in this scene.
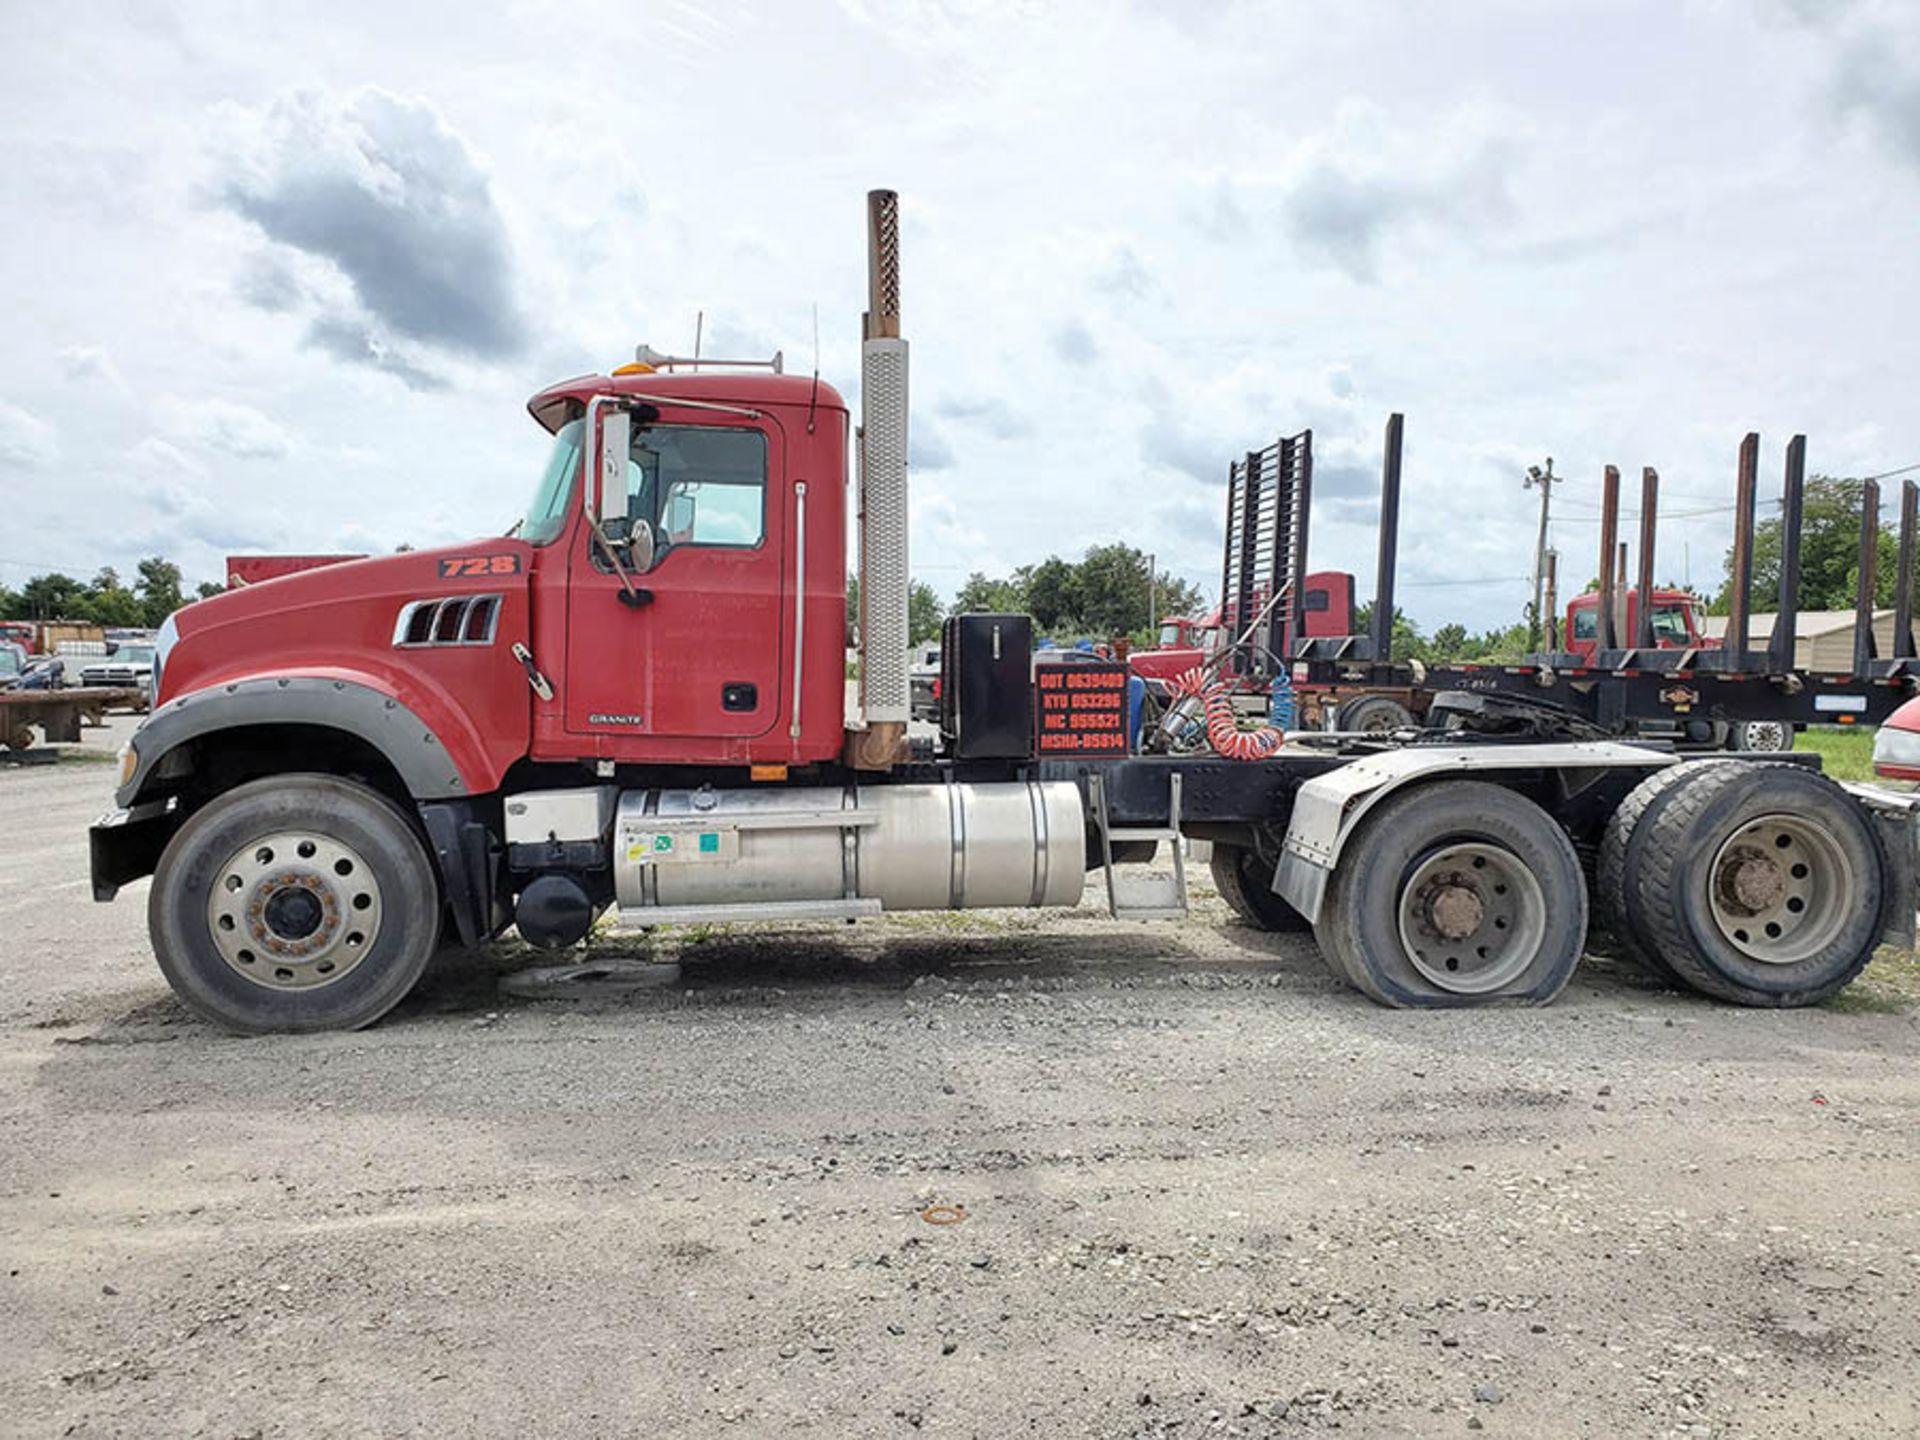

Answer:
[613,781,1085,913]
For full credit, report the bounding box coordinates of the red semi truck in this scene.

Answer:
[89,190,1914,1033]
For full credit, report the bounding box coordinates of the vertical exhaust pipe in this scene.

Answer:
[850,189,910,768]
[1770,436,1806,673]
[1596,464,1620,653]
[1370,414,1404,663]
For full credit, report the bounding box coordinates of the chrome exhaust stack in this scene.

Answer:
[849,188,911,768]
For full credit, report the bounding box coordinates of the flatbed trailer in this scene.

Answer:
[3,687,143,752]
[83,187,1920,1033]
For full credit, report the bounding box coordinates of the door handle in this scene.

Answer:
[510,643,554,701]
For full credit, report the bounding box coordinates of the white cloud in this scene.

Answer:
[0,401,59,469]
[161,398,295,460]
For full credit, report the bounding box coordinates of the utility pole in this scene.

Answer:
[1147,551,1157,636]
[1524,458,1560,652]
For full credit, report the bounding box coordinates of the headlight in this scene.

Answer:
[117,740,140,790]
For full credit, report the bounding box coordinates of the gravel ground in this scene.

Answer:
[4,720,1920,1438]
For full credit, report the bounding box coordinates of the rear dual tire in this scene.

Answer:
[1314,782,1585,1007]
[1209,843,1312,932]
[1599,763,1887,1007]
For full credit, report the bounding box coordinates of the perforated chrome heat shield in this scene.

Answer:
[860,336,911,724]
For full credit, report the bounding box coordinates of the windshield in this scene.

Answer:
[1158,623,1182,646]
[114,646,155,664]
[521,418,583,547]
[0,648,20,677]
[1650,604,1694,643]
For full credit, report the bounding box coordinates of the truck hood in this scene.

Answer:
[161,539,534,702]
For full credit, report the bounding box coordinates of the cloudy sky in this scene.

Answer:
[4,0,1919,630]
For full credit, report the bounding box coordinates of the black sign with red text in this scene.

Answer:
[1034,662,1131,757]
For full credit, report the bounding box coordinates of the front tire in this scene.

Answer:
[149,774,440,1033]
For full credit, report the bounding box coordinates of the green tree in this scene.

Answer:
[1428,622,1469,661]
[1075,543,1154,635]
[1351,601,1429,661]
[135,557,185,626]
[0,583,18,619]
[195,580,225,600]
[1714,476,1900,613]
[84,567,146,627]
[907,580,945,645]
[18,572,89,620]
[954,570,1027,615]
[1024,556,1082,632]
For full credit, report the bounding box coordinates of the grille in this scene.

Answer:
[393,594,501,648]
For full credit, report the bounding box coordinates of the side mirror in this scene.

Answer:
[595,407,631,525]
[629,518,657,575]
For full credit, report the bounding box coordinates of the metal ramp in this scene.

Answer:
[1089,771,1188,920]
[1220,430,1313,679]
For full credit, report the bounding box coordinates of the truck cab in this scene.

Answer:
[1564,587,1712,663]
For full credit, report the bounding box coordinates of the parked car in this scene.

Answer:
[80,644,157,709]
[909,642,942,723]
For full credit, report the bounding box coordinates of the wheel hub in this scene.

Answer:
[206,832,383,990]
[1707,813,1851,965]
[1396,842,1547,995]
[1424,882,1485,940]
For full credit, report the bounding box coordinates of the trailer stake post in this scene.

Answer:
[1369,414,1404,664]
[1853,478,1881,674]
[1635,467,1660,651]
[1897,480,1918,661]
[1597,465,1620,653]
[1727,433,1758,662]
[1770,436,1806,674]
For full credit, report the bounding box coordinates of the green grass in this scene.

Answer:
[1827,945,1920,1012]
[1795,725,1877,782]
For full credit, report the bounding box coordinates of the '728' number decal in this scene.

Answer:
[438,554,522,578]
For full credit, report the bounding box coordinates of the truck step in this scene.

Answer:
[1089,770,1189,921]
[1105,869,1189,921]
[616,897,883,928]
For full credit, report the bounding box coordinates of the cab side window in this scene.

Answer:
[1572,607,1597,641]
[627,426,767,550]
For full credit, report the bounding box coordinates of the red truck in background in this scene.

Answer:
[225,554,366,589]
[1130,571,1355,685]
[1562,586,1713,663]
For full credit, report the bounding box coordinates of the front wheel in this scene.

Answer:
[149,775,441,1033]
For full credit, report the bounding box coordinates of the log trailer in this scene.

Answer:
[1159,415,1920,751]
[89,190,1917,1033]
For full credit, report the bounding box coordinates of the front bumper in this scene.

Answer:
[89,800,180,901]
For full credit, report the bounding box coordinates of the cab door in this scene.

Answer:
[563,415,786,744]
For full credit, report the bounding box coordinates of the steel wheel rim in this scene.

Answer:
[1743,721,1790,752]
[1707,812,1851,965]
[205,831,383,990]
[1395,841,1546,994]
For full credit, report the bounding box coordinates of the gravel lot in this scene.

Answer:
[5,720,1920,1437]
